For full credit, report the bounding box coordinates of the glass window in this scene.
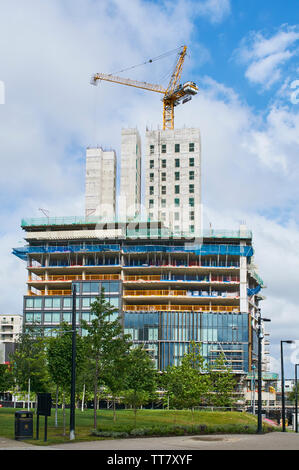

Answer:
[161,159,166,168]
[175,158,180,167]
[161,199,166,208]
[189,171,194,180]
[189,184,194,193]
[175,143,180,153]
[149,199,154,208]
[149,186,154,195]
[63,298,72,309]
[34,313,42,323]
[53,298,61,309]
[26,298,34,309]
[45,298,52,309]
[189,143,194,152]
[44,313,52,323]
[161,144,166,153]
[109,282,119,292]
[175,185,180,194]
[189,197,194,207]
[33,298,42,309]
[25,313,33,323]
[162,186,166,195]
[175,171,180,181]
[150,160,154,169]
[108,297,119,308]
[150,145,154,154]
[82,282,91,293]
[82,312,90,321]
[174,212,180,221]
[52,313,61,323]
[174,198,180,207]
[82,298,90,308]
[63,313,71,323]
[190,211,195,220]
[149,172,154,182]
[161,172,166,181]
[189,157,194,167]
[90,282,100,293]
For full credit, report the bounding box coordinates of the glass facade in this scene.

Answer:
[124,311,249,372]
[24,280,121,337]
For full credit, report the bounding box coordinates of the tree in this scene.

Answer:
[46,323,86,433]
[162,342,211,420]
[208,353,236,408]
[10,325,50,396]
[104,338,132,422]
[122,346,157,427]
[80,289,131,430]
[0,364,14,394]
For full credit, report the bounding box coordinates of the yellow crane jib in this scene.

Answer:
[91,46,198,130]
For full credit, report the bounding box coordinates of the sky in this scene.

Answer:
[0,0,299,377]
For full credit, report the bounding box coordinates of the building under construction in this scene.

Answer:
[12,45,269,374]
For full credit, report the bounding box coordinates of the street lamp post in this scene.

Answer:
[257,309,271,434]
[280,340,294,432]
[251,365,256,415]
[295,364,299,433]
[70,284,77,441]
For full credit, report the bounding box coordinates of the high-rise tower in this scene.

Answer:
[145,128,201,236]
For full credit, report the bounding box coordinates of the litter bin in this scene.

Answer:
[15,411,33,440]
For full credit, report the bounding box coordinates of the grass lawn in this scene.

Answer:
[0,407,274,446]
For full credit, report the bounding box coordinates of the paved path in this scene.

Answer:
[1,433,299,451]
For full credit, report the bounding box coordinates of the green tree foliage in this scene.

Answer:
[10,325,50,394]
[47,323,86,394]
[208,353,236,408]
[0,364,14,393]
[162,342,211,416]
[80,288,131,430]
[122,346,157,426]
[46,322,86,432]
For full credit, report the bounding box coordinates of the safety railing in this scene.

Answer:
[123,305,239,312]
[29,273,120,282]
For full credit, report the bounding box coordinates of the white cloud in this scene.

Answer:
[235,26,299,89]
[195,0,231,24]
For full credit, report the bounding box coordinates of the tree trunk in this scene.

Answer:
[134,408,137,428]
[62,391,66,436]
[55,385,59,427]
[93,359,99,430]
[113,398,116,422]
[81,383,85,412]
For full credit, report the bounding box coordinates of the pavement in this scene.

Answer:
[1,432,299,451]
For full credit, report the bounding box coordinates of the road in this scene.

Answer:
[1,432,299,451]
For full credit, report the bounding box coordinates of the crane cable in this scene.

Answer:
[108,45,184,77]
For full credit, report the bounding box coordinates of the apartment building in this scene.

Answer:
[13,217,267,373]
[0,313,23,343]
[145,128,201,236]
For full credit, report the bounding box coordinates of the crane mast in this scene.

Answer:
[91,46,198,130]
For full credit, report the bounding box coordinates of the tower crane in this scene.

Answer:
[91,45,198,130]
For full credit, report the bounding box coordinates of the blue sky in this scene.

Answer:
[0,0,299,377]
